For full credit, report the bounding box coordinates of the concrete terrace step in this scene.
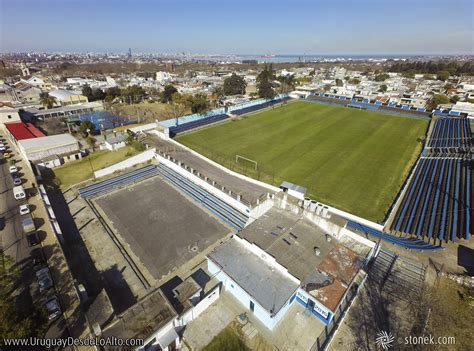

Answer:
[156,163,249,231]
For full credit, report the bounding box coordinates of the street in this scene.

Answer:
[0,135,68,340]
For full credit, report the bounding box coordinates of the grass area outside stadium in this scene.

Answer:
[177,101,429,222]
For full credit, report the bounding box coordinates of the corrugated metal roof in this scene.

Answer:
[18,134,78,152]
[5,122,45,140]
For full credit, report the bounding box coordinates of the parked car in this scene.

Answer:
[19,204,30,216]
[0,145,5,152]
[26,232,40,247]
[45,296,61,321]
[9,165,18,174]
[36,268,53,292]
[12,177,22,186]
[3,152,12,159]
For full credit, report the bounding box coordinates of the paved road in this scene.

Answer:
[0,137,67,339]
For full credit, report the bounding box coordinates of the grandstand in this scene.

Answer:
[169,113,230,137]
[229,96,290,115]
[387,114,473,246]
[155,163,249,231]
[160,94,291,137]
[390,157,472,244]
[426,118,473,154]
[79,165,159,198]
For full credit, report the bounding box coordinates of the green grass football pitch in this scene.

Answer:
[176,101,428,222]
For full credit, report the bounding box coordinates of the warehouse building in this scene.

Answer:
[49,89,88,106]
[17,134,81,168]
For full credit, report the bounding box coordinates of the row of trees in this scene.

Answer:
[1,253,47,338]
[389,60,474,76]
[81,85,146,104]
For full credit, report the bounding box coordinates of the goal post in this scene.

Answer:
[235,155,258,171]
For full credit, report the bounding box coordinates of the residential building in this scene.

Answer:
[0,102,22,124]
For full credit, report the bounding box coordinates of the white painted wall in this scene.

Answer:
[179,285,220,325]
[137,318,178,351]
[94,148,156,178]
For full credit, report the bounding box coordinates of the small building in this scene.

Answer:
[48,89,88,106]
[0,102,22,124]
[100,289,180,351]
[20,75,51,90]
[207,236,300,330]
[17,134,81,168]
[104,132,127,151]
[14,81,42,104]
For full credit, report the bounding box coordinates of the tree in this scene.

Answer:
[427,94,450,109]
[379,84,388,93]
[348,78,360,85]
[257,65,276,99]
[82,85,94,101]
[277,75,296,93]
[223,73,246,95]
[39,92,57,109]
[164,92,189,125]
[106,86,122,99]
[122,85,146,104]
[187,93,210,114]
[92,88,106,101]
[85,136,96,150]
[374,73,390,82]
[335,78,343,87]
[160,84,178,103]
[211,86,224,106]
[449,95,460,104]
[437,71,450,81]
[0,253,47,339]
[79,120,96,135]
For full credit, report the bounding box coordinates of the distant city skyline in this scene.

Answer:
[1,0,473,55]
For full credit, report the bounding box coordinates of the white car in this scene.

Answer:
[19,204,30,215]
[9,166,18,174]
[0,146,5,152]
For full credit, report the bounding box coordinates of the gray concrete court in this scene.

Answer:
[95,176,230,281]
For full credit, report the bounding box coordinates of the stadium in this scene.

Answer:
[57,92,472,349]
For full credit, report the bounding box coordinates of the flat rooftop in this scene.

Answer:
[102,289,177,341]
[238,208,336,281]
[208,237,299,314]
[238,208,364,313]
[95,176,230,281]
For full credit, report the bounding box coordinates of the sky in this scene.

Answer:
[1,0,473,55]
